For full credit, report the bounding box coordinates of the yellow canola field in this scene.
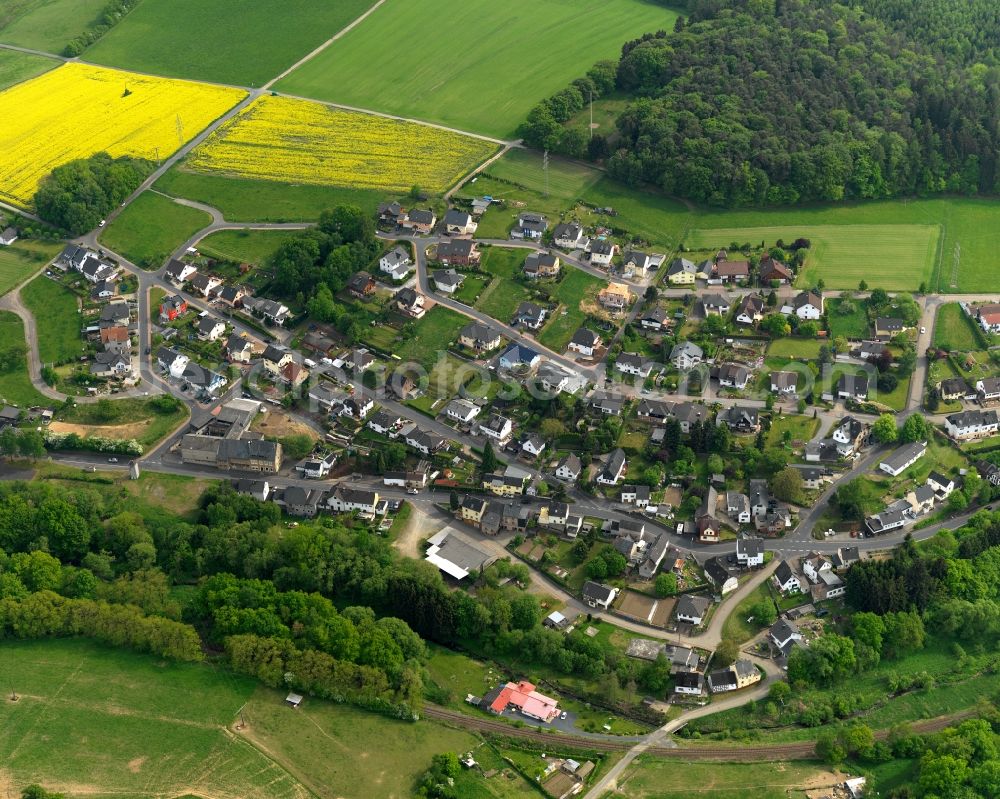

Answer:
[0,63,245,206]
[186,95,498,193]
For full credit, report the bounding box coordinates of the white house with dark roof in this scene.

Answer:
[553,221,589,250]
[878,441,927,477]
[510,212,547,240]
[670,341,703,370]
[782,291,823,320]
[615,352,654,378]
[773,560,802,594]
[596,448,627,485]
[944,409,998,440]
[378,246,413,280]
[568,328,601,357]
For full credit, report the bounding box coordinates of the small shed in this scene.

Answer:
[285,692,303,708]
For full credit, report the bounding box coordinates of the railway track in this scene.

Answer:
[422,704,976,761]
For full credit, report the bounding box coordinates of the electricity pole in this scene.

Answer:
[589,90,594,138]
[543,150,549,198]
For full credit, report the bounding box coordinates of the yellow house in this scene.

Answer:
[460,495,487,523]
[483,474,525,497]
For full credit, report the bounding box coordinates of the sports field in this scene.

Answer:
[100,191,211,269]
[0,63,244,207]
[187,95,497,193]
[686,225,939,291]
[21,275,80,364]
[0,49,56,91]
[275,0,679,138]
[84,0,373,86]
[0,0,107,52]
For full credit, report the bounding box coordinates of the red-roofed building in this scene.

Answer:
[482,680,559,722]
[977,303,1000,334]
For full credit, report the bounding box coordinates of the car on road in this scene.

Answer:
[406,488,419,495]
[560,712,567,720]
[108,457,118,463]
[98,219,106,227]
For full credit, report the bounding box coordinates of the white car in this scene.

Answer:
[108,457,118,463]
[98,219,106,227]
[920,326,926,334]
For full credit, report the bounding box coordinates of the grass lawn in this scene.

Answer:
[825,298,870,339]
[766,414,820,448]
[612,757,838,799]
[0,638,308,798]
[275,0,679,138]
[123,471,217,517]
[21,275,80,363]
[933,302,982,351]
[84,0,373,86]
[720,584,773,644]
[55,396,189,449]
[583,178,692,253]
[395,305,469,368]
[765,338,822,360]
[156,166,388,222]
[488,149,604,199]
[100,191,211,269]
[0,238,60,297]
[0,310,49,406]
[0,48,57,90]
[425,644,497,709]
[452,273,492,306]
[563,92,631,140]
[476,247,532,323]
[197,228,296,264]
[538,269,604,351]
[687,224,939,291]
[0,0,107,52]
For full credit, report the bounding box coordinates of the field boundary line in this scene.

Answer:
[262,0,388,91]
[232,724,323,799]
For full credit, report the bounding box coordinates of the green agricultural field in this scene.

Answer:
[826,298,870,339]
[197,228,297,264]
[475,247,532,323]
[582,177,692,252]
[395,305,469,368]
[488,149,604,199]
[538,268,605,351]
[0,238,61,296]
[0,638,304,798]
[156,166,387,222]
[85,0,373,86]
[611,757,836,799]
[0,0,107,52]
[687,225,939,291]
[56,396,189,448]
[275,0,679,138]
[0,310,49,406]
[20,275,80,363]
[0,49,56,90]
[100,191,211,269]
[933,302,982,351]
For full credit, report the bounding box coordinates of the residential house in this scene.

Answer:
[977,377,1000,403]
[159,294,187,322]
[100,302,130,327]
[736,537,765,568]
[639,307,668,331]
[857,340,889,362]
[378,246,413,280]
[513,301,546,330]
[538,501,569,527]
[328,485,382,518]
[183,362,227,395]
[879,441,927,477]
[367,408,403,436]
[377,201,404,227]
[0,227,18,246]
[773,560,802,594]
[521,435,545,459]
[340,391,374,419]
[944,408,999,440]
[837,373,869,401]
[769,619,803,650]
[735,293,765,326]
[498,343,541,371]
[830,416,870,457]
[582,581,617,610]
[771,370,798,395]
[906,483,937,516]
[704,557,739,594]
[702,293,731,316]
[782,291,823,320]
[939,377,973,402]
[444,398,481,424]
[435,238,480,266]
[480,680,559,722]
[697,487,720,543]
[90,279,117,302]
[90,350,132,379]
[615,352,654,378]
[554,453,582,482]
[976,303,1000,334]
[669,401,709,433]
[812,570,846,601]
[589,239,616,267]
[927,471,955,498]
[802,553,833,583]
[716,363,751,390]
[80,255,117,284]
[717,405,760,433]
[866,507,908,535]
[261,345,293,375]
[58,244,89,270]
[759,256,793,285]
[552,221,589,250]
[483,473,526,497]
[523,252,560,279]
[443,209,477,235]
[217,284,248,308]
[621,250,654,277]
[395,287,425,318]
[99,325,130,353]
[245,297,291,326]
[875,317,905,339]
[459,322,502,353]
[460,495,488,525]
[233,479,270,502]
[619,484,651,509]
[597,282,632,313]
[197,316,226,342]
[711,259,750,284]
[346,348,376,373]
[798,466,832,490]
[432,269,465,294]
[666,258,697,285]
[402,208,436,234]
[708,659,761,693]
[190,274,222,297]
[674,671,705,696]
[636,398,672,421]
[568,328,601,357]
[676,594,711,625]
[164,258,197,284]
[156,346,189,378]
[597,448,627,485]
[310,383,348,414]
[510,212,547,240]
[282,486,323,517]
[347,271,376,299]
[480,413,513,444]
[670,341,703,370]
[405,428,446,455]
[726,492,751,523]
[297,452,337,479]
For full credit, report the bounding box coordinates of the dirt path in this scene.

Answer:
[49,419,151,439]
[393,505,441,559]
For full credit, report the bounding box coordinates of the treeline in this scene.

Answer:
[34,153,152,234]
[525,0,1000,206]
[63,0,142,57]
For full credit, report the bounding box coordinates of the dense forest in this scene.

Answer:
[521,0,1000,207]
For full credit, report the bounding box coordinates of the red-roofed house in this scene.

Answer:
[482,680,559,722]
[977,303,1000,335]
